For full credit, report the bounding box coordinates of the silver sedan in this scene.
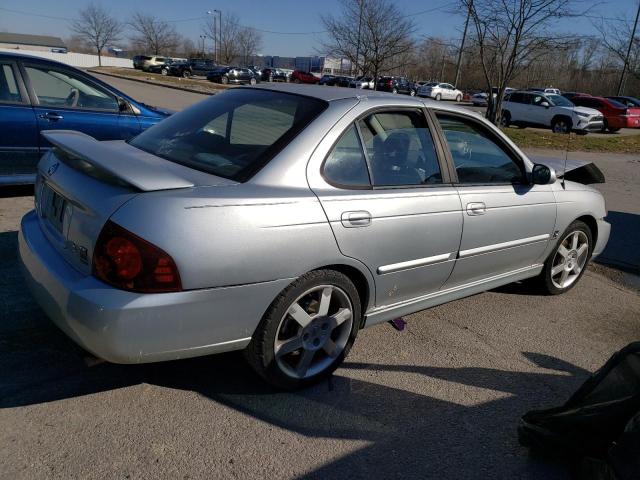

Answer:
[19,84,610,389]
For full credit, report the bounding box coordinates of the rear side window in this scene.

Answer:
[436,113,523,184]
[0,64,22,103]
[357,110,442,187]
[130,89,327,182]
[323,125,370,188]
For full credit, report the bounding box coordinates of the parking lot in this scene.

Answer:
[1,78,639,479]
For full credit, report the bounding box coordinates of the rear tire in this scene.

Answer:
[250,77,257,85]
[161,68,168,76]
[182,70,191,78]
[537,220,593,295]
[608,127,620,133]
[435,93,442,101]
[245,270,361,390]
[221,76,229,85]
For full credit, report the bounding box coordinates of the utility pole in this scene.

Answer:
[440,54,446,80]
[454,0,472,88]
[617,0,640,95]
[354,0,364,77]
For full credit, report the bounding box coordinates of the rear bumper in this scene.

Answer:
[592,218,611,259]
[19,210,293,364]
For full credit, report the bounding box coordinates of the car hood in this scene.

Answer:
[569,106,601,116]
[530,155,605,184]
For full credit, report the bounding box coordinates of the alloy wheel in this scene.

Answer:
[553,120,569,133]
[550,230,589,289]
[274,285,353,379]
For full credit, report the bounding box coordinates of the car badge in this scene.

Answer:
[47,162,59,176]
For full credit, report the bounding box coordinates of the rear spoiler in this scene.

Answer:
[529,156,605,184]
[41,130,194,191]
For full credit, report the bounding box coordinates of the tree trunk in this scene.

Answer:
[97,48,102,67]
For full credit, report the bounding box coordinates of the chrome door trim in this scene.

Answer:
[458,233,550,258]
[377,252,455,274]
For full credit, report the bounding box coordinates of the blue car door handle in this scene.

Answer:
[39,112,64,122]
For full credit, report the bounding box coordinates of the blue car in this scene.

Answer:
[0,52,170,185]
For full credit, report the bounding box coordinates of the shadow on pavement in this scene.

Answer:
[1,230,592,478]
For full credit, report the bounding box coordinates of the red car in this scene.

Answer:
[571,95,640,132]
[290,70,319,84]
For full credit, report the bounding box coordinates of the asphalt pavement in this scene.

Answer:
[1,78,639,480]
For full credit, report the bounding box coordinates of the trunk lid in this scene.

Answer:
[35,130,236,276]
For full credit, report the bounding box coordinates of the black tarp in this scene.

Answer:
[519,342,640,479]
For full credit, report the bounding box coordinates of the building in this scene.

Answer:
[0,32,67,53]
[261,55,351,75]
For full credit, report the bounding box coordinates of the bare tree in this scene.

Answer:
[321,0,415,85]
[594,13,640,94]
[462,0,576,124]
[129,12,181,56]
[237,28,262,66]
[203,12,241,65]
[70,3,122,66]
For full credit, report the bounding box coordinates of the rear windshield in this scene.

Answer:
[130,88,328,182]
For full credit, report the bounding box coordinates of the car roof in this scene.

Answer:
[244,84,478,116]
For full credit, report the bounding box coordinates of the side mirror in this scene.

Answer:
[540,101,550,108]
[531,164,557,185]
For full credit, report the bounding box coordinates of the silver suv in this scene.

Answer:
[502,91,603,134]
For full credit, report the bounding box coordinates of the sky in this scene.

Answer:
[0,0,638,57]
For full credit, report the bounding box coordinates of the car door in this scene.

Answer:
[433,111,556,287]
[22,62,140,152]
[0,60,39,181]
[310,108,463,307]
[442,84,453,100]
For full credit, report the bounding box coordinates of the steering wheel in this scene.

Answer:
[65,88,79,107]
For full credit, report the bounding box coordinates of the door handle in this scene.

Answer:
[39,112,64,122]
[466,202,486,216]
[341,211,372,228]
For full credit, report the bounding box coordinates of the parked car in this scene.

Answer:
[188,58,217,76]
[571,96,640,132]
[166,60,193,78]
[147,58,176,75]
[261,68,289,82]
[562,92,590,101]
[139,56,169,72]
[207,66,258,85]
[350,76,375,89]
[19,84,610,389]
[417,82,463,101]
[290,70,319,84]
[501,91,603,134]
[0,52,170,185]
[528,87,562,95]
[377,76,416,95]
[319,74,338,86]
[605,96,640,108]
[132,55,148,70]
[247,65,262,78]
[471,91,489,106]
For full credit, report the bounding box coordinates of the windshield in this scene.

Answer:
[130,89,328,182]
[548,94,573,107]
[608,99,628,109]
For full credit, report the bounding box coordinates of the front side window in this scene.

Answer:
[357,110,442,186]
[130,89,327,182]
[25,65,118,111]
[323,125,370,188]
[436,113,523,184]
[532,95,549,107]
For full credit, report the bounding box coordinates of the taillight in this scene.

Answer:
[387,79,393,86]
[93,221,182,293]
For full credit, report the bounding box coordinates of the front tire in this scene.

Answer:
[552,117,572,134]
[250,77,257,85]
[245,270,361,389]
[221,76,229,85]
[456,94,462,102]
[539,220,592,295]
